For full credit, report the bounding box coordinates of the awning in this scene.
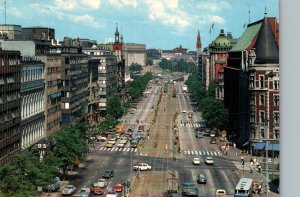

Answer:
[254,142,266,150]
[268,143,280,151]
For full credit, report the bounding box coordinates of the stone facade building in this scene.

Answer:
[20,58,45,150]
[0,50,21,165]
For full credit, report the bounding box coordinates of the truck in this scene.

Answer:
[116,124,125,134]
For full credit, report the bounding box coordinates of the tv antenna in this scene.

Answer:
[4,0,7,24]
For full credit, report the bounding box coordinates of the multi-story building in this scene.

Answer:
[123,43,146,68]
[248,16,280,155]
[20,57,45,150]
[0,24,22,39]
[21,27,55,41]
[0,49,21,165]
[208,29,232,100]
[224,12,279,150]
[56,44,88,128]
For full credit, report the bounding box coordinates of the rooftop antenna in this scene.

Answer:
[248,3,251,24]
[4,0,7,25]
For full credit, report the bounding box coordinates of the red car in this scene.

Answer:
[114,182,123,192]
[91,184,104,195]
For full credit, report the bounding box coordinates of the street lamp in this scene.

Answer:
[265,71,274,197]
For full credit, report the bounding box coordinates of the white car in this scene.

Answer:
[133,163,152,171]
[192,158,200,165]
[106,190,117,197]
[181,110,187,113]
[96,135,107,142]
[205,157,214,165]
[93,179,108,188]
[108,138,117,145]
[80,187,91,197]
[62,185,76,195]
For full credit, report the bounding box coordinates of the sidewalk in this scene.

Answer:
[224,146,280,197]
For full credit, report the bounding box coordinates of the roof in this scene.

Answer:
[254,17,279,63]
[230,22,262,52]
[235,178,253,190]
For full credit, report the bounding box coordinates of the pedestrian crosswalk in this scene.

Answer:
[99,147,138,153]
[132,109,154,112]
[123,122,151,126]
[183,150,223,157]
[179,123,206,128]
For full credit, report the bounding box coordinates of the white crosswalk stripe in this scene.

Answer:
[183,150,223,157]
[99,147,105,151]
[134,148,137,152]
[98,146,138,154]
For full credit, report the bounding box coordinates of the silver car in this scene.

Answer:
[62,185,76,195]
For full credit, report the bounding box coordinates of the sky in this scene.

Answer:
[1,0,279,50]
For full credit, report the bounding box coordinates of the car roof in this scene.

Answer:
[206,157,213,159]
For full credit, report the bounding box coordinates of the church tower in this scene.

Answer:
[115,23,120,43]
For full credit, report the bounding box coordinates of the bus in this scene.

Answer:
[234,178,253,197]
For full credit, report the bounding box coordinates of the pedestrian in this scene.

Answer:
[258,184,262,194]
[250,158,254,163]
[258,164,262,173]
[233,143,236,149]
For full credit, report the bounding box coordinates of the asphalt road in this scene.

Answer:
[65,76,252,197]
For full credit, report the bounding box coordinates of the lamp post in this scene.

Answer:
[265,71,274,197]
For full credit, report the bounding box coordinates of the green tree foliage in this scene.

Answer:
[159,58,196,73]
[98,114,116,133]
[51,123,88,172]
[129,63,143,72]
[186,75,228,130]
[0,152,60,196]
[146,58,153,66]
[107,97,124,119]
[128,72,152,101]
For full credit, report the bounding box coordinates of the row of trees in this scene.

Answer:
[129,63,143,73]
[159,58,197,73]
[0,123,88,196]
[186,74,229,129]
[98,72,153,133]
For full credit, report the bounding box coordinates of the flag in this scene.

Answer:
[243,23,246,28]
[212,22,214,29]
[209,26,211,34]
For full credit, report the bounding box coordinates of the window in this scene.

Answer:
[259,95,264,105]
[250,112,255,123]
[259,111,265,123]
[66,92,70,98]
[249,75,254,88]
[274,129,280,139]
[259,75,264,88]
[260,128,265,138]
[65,103,69,109]
[250,95,255,105]
[274,80,279,90]
[274,112,280,124]
[274,95,279,106]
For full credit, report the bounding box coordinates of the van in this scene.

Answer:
[197,174,207,184]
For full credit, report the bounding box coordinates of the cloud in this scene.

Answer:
[107,0,139,9]
[196,1,231,12]
[54,0,79,11]
[81,0,101,9]
[69,14,105,28]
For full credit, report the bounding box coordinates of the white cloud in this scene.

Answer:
[54,0,79,11]
[69,14,104,28]
[196,1,231,12]
[81,0,101,9]
[107,0,139,9]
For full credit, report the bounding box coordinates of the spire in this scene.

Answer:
[254,17,279,64]
[264,7,268,17]
[196,30,202,49]
[115,22,120,43]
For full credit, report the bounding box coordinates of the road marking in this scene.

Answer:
[99,147,104,151]
[218,152,222,156]
[191,151,194,155]
[118,148,122,151]
[202,151,206,155]
[111,147,116,151]
[210,152,214,155]
[195,151,198,155]
[199,151,202,155]
[206,151,210,155]
[214,152,218,156]
[187,151,190,155]
[184,151,187,154]
[126,148,130,152]
[134,149,137,152]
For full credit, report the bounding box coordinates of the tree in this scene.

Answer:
[107,97,124,119]
[146,58,153,66]
[129,63,143,73]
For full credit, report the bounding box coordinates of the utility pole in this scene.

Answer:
[4,0,7,25]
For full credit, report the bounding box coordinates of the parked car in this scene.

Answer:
[133,163,152,171]
[80,187,91,197]
[93,179,108,188]
[106,143,113,148]
[102,170,114,179]
[106,190,117,197]
[62,185,76,196]
[91,184,104,195]
[205,157,214,165]
[210,137,217,144]
[195,131,203,138]
[43,177,60,192]
[215,189,227,196]
[192,158,200,165]
[113,182,123,192]
[197,174,207,184]
[108,138,117,144]
[96,135,107,142]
